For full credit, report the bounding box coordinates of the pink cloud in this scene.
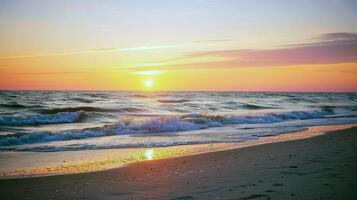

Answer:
[187,32,357,68]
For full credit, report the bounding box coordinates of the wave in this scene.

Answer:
[0,128,109,146]
[71,98,94,103]
[0,103,40,109]
[0,112,83,126]
[0,103,27,108]
[130,94,149,98]
[157,99,189,103]
[0,110,329,146]
[318,105,357,113]
[41,106,107,114]
[7,127,309,152]
[41,106,146,114]
[118,107,147,112]
[319,105,335,113]
[180,110,328,125]
[353,106,357,111]
[240,103,276,110]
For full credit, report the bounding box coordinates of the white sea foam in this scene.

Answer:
[0,110,334,146]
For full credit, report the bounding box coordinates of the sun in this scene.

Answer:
[144,80,154,88]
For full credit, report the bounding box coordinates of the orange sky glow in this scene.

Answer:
[1,0,357,92]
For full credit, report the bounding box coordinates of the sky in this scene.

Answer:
[0,0,357,91]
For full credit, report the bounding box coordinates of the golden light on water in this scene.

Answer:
[144,149,155,160]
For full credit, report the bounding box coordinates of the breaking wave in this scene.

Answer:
[0,110,329,146]
[0,112,83,126]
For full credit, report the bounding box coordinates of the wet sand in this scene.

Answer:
[0,126,356,199]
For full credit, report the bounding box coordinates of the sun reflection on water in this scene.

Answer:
[144,149,155,160]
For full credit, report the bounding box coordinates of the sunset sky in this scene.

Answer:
[0,0,357,91]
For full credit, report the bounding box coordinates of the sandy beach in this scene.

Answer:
[0,126,356,200]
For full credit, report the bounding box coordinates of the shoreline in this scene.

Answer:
[0,124,355,179]
[0,125,356,199]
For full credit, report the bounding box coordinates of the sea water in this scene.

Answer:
[0,91,356,152]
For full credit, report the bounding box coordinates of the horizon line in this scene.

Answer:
[0,89,356,93]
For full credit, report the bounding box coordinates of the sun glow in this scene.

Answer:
[144,80,154,88]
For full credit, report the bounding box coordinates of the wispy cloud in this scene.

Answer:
[9,71,125,75]
[183,32,357,68]
[132,70,165,75]
[193,39,231,43]
[12,72,89,75]
[119,44,188,51]
[0,40,224,59]
[281,32,357,47]
[313,32,357,42]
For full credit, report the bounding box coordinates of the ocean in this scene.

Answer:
[0,91,356,152]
